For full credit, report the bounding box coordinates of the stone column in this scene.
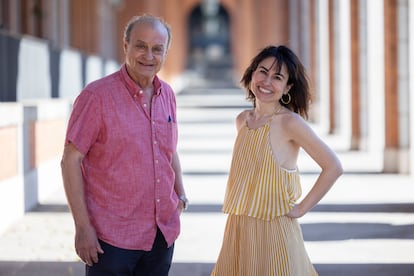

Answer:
[333,0,352,148]
[350,0,361,150]
[314,0,330,133]
[289,0,300,53]
[409,0,414,174]
[365,0,385,164]
[391,0,410,173]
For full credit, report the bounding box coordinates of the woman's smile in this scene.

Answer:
[258,87,273,94]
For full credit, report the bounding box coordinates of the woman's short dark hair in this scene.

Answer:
[240,45,311,119]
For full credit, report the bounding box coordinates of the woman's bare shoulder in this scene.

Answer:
[235,110,252,130]
[271,109,310,138]
[278,109,306,127]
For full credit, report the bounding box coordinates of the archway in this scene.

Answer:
[187,0,232,79]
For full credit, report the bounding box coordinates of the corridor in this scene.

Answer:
[0,80,414,276]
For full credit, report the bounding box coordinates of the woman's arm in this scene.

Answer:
[286,115,343,218]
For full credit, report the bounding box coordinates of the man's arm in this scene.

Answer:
[171,151,188,211]
[61,143,103,265]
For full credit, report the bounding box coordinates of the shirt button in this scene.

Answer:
[157,179,160,183]
[156,199,160,203]
[139,90,143,94]
[154,140,157,144]
[143,103,147,108]
[155,160,159,164]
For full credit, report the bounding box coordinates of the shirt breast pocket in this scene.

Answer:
[157,120,177,154]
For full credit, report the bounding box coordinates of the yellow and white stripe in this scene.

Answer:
[213,122,318,275]
[222,123,302,220]
[211,215,318,276]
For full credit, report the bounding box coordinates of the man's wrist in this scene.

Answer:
[179,195,189,210]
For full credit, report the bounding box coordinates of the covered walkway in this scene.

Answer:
[1,81,413,276]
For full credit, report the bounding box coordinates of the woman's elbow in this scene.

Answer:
[333,159,344,178]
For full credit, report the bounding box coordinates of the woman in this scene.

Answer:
[211,45,343,275]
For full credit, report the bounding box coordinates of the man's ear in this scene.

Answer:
[123,40,128,54]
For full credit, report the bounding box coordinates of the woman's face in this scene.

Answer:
[250,57,291,104]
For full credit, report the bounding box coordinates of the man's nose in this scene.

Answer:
[144,49,153,59]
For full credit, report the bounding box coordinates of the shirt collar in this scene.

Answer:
[120,64,162,96]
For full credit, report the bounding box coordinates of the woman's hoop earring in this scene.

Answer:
[281,93,291,104]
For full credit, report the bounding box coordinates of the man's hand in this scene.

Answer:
[75,224,104,266]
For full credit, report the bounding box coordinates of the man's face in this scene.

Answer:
[124,22,169,83]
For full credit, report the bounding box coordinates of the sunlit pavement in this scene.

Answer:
[1,85,414,276]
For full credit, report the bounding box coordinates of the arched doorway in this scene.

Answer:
[187,0,232,80]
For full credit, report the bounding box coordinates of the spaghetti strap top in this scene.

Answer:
[222,121,302,220]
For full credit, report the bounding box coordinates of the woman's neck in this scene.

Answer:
[254,103,283,119]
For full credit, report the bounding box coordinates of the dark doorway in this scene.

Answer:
[188,0,232,79]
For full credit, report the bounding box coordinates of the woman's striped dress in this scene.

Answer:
[211,121,318,276]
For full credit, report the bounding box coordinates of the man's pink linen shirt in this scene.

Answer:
[65,65,180,250]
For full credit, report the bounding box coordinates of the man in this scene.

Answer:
[61,14,188,275]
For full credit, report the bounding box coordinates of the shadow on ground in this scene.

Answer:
[9,203,412,275]
[1,261,414,276]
